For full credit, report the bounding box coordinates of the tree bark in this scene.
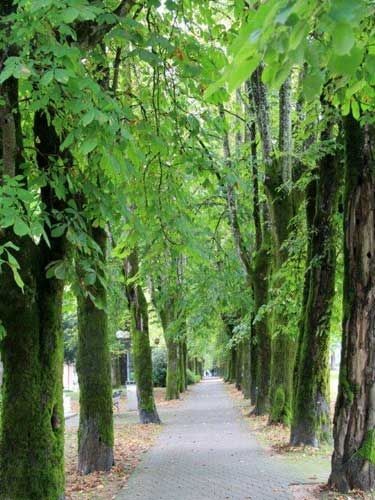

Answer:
[291,120,340,446]
[329,115,375,492]
[76,227,114,474]
[242,337,251,399]
[124,249,160,423]
[235,342,243,390]
[251,69,296,424]
[165,339,180,400]
[0,101,66,498]
[252,245,271,414]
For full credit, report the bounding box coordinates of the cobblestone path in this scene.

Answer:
[117,378,327,500]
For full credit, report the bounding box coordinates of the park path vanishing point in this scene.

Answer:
[117,378,328,500]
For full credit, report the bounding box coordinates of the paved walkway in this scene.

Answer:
[117,379,327,500]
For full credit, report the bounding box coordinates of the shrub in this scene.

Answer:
[152,348,167,387]
[186,368,200,385]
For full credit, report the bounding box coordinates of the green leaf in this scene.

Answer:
[51,224,67,238]
[332,23,355,55]
[351,99,360,120]
[80,138,98,155]
[11,266,24,291]
[40,70,54,86]
[303,72,325,100]
[84,271,97,286]
[61,7,80,23]
[82,109,96,127]
[13,219,29,237]
[328,46,364,77]
[54,69,70,84]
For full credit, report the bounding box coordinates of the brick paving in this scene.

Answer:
[117,378,328,500]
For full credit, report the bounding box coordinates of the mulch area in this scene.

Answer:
[65,387,183,499]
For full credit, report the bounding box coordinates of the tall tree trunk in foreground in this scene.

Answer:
[329,115,375,492]
[76,227,114,474]
[0,93,66,498]
[291,120,340,446]
[124,250,160,423]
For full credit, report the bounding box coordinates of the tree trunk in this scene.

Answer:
[183,340,188,389]
[0,239,66,500]
[166,339,180,400]
[250,335,258,404]
[229,346,237,384]
[242,337,251,399]
[179,339,186,392]
[0,100,66,497]
[252,245,271,414]
[235,342,243,390]
[193,357,199,376]
[124,249,160,424]
[179,338,188,390]
[76,227,114,474]
[291,121,340,446]
[251,70,296,424]
[329,115,375,492]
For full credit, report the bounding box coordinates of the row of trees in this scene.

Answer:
[0,0,374,498]
[211,0,374,494]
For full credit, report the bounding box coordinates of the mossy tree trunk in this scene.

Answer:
[76,227,114,474]
[178,338,187,392]
[182,339,188,388]
[165,338,180,400]
[252,245,271,414]
[251,69,296,424]
[250,335,258,404]
[124,249,160,424]
[329,115,375,492]
[242,337,251,399]
[235,342,243,390]
[247,77,271,415]
[291,120,340,446]
[0,93,67,497]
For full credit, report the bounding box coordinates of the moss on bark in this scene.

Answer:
[291,120,340,447]
[242,338,251,399]
[76,228,114,474]
[124,249,160,423]
[165,339,180,400]
[0,105,67,498]
[252,244,271,415]
[235,342,242,390]
[0,239,66,500]
[269,333,295,425]
[179,339,187,393]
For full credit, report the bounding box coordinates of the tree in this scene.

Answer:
[329,114,375,492]
[291,108,341,446]
[124,248,160,423]
[76,227,114,474]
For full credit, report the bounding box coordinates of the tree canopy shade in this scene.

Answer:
[0,0,374,497]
